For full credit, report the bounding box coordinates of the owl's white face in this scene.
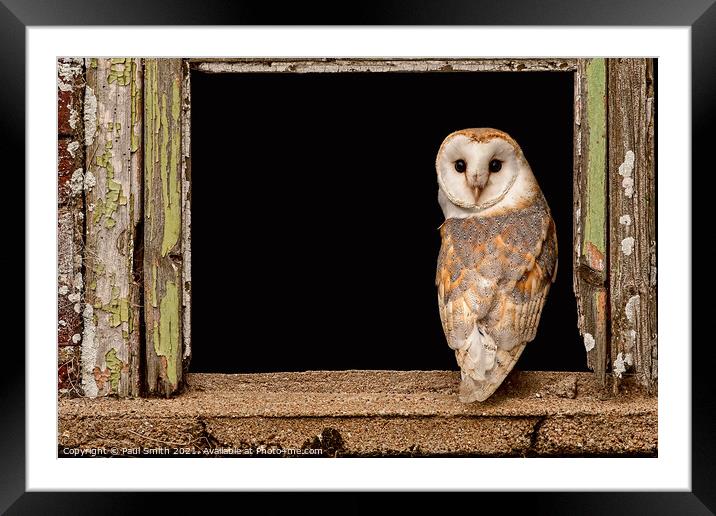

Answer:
[436,129,538,218]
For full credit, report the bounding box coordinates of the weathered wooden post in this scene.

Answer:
[143,59,185,396]
[574,58,609,384]
[81,58,143,397]
[608,58,657,391]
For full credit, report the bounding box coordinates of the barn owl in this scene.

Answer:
[435,128,558,403]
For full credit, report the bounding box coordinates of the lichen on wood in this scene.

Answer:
[607,58,656,391]
[57,59,86,397]
[144,59,184,397]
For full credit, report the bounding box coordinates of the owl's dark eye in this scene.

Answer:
[489,159,502,173]
[454,159,467,173]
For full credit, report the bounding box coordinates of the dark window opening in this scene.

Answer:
[190,69,586,373]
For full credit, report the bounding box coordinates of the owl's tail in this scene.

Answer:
[458,331,528,403]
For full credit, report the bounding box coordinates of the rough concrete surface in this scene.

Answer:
[58,371,657,457]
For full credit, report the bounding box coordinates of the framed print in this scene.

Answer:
[11,0,711,512]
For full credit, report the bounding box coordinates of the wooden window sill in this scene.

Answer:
[59,371,656,457]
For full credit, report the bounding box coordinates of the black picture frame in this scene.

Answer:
[7,0,709,513]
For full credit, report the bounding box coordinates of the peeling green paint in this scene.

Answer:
[120,297,130,323]
[100,178,125,228]
[95,148,115,179]
[101,285,131,328]
[160,85,181,256]
[107,58,131,86]
[144,60,157,237]
[583,58,607,256]
[130,60,140,153]
[93,199,104,224]
[154,281,180,388]
[90,58,98,69]
[104,348,124,394]
[144,61,181,256]
[143,61,184,394]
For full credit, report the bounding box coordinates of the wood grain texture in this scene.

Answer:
[573,58,608,383]
[82,58,142,397]
[193,58,578,73]
[607,58,657,391]
[144,59,184,397]
[646,60,657,385]
[181,60,193,374]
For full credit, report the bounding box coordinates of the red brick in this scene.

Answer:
[57,59,84,137]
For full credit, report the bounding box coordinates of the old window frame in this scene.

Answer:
[76,57,655,397]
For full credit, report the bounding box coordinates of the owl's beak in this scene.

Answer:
[468,173,488,201]
[471,185,482,201]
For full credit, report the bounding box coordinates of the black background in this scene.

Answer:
[190,70,585,373]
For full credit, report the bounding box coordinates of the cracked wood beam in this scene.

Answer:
[608,58,657,391]
[81,58,143,397]
[144,59,184,397]
[192,58,578,74]
[574,58,609,383]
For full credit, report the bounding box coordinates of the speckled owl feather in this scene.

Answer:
[435,128,558,402]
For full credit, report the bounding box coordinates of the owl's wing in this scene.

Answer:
[436,199,557,402]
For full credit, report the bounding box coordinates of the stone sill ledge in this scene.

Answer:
[59,371,657,457]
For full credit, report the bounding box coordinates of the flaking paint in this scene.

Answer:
[154,281,180,388]
[145,60,156,235]
[130,60,140,152]
[104,348,124,393]
[160,81,182,256]
[143,60,184,395]
[107,58,131,86]
[582,59,607,258]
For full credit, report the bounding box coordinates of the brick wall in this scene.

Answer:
[57,58,86,395]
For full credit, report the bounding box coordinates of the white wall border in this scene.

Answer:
[28,27,690,491]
